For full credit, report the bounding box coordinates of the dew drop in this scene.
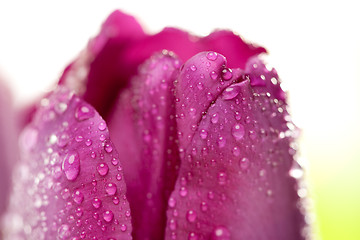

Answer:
[169,219,177,230]
[232,124,245,140]
[62,152,80,181]
[239,157,250,171]
[57,133,70,148]
[190,65,197,71]
[103,210,114,222]
[200,129,208,139]
[116,173,122,181]
[168,197,176,208]
[200,201,208,212]
[217,136,226,148]
[221,68,233,80]
[58,224,70,239]
[111,157,119,166]
[211,113,219,124]
[98,121,107,131]
[90,151,96,159]
[73,190,84,204]
[112,196,119,205]
[188,232,199,240]
[97,163,109,176]
[75,105,95,121]
[186,210,197,222]
[218,172,227,185]
[222,85,240,100]
[232,147,240,156]
[99,134,106,141]
[92,197,102,209]
[206,51,218,61]
[104,143,113,153]
[85,139,92,146]
[61,188,71,200]
[179,187,188,197]
[105,183,117,196]
[210,71,218,80]
[212,226,231,240]
[120,224,127,232]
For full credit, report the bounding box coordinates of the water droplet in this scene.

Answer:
[103,210,114,222]
[289,161,303,179]
[92,197,102,209]
[190,65,197,71]
[211,113,219,124]
[73,190,84,204]
[168,197,176,208]
[212,226,230,240]
[179,187,188,197]
[222,85,240,100]
[99,134,106,141]
[217,136,226,148]
[232,147,240,156]
[62,152,80,181]
[234,111,241,120]
[105,183,117,196]
[221,68,233,80]
[111,157,119,166]
[232,124,245,140]
[58,224,70,239]
[98,121,107,131]
[61,188,71,199]
[116,173,122,181]
[57,133,70,147]
[206,51,218,61]
[200,201,208,211]
[169,219,177,230]
[218,172,227,185]
[112,196,119,205]
[197,82,203,90]
[75,135,84,142]
[210,71,218,80]
[186,210,197,222]
[85,139,92,146]
[90,151,96,159]
[97,163,109,176]
[239,158,250,171]
[200,129,208,139]
[259,169,266,178]
[55,102,68,114]
[75,105,95,121]
[120,224,127,232]
[104,143,113,153]
[188,232,199,240]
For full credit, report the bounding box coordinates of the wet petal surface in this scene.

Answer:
[165,54,306,240]
[108,51,181,239]
[3,87,132,240]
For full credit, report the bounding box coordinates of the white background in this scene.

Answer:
[0,1,359,239]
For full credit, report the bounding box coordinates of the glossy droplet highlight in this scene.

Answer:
[232,124,245,140]
[232,146,240,156]
[92,197,102,209]
[200,129,208,139]
[240,158,250,171]
[222,85,240,100]
[98,121,107,131]
[97,163,109,176]
[75,105,95,121]
[212,226,231,240]
[73,190,84,204]
[168,197,176,208]
[62,152,80,181]
[210,71,218,80]
[104,143,113,153]
[105,183,117,196]
[186,210,197,222]
[206,51,218,61]
[221,68,233,80]
[211,113,219,124]
[103,210,114,222]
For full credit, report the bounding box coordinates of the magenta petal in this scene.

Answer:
[108,52,181,239]
[0,80,18,221]
[165,56,306,239]
[59,10,145,118]
[3,87,132,239]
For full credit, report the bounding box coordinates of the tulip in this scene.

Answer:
[1,10,308,240]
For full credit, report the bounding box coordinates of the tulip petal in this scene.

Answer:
[107,52,181,239]
[0,80,18,226]
[165,53,307,239]
[59,10,145,118]
[2,87,132,240]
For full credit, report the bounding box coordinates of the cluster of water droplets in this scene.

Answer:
[2,88,131,240]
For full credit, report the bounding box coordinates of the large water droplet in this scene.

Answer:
[75,105,95,121]
[105,183,117,196]
[190,64,197,71]
[73,190,84,204]
[222,85,240,100]
[186,210,197,222]
[97,163,109,176]
[210,71,218,80]
[232,124,245,140]
[221,68,233,80]
[120,224,127,232]
[62,152,80,181]
[103,210,114,222]
[179,187,188,197]
[104,143,113,153]
[207,51,218,61]
[98,121,107,131]
[92,197,102,209]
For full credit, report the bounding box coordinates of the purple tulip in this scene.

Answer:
[1,10,308,240]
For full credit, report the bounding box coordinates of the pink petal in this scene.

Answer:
[59,10,145,118]
[0,80,18,220]
[107,52,181,239]
[165,53,307,240]
[2,87,132,239]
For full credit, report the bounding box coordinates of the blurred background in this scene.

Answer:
[0,1,359,239]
